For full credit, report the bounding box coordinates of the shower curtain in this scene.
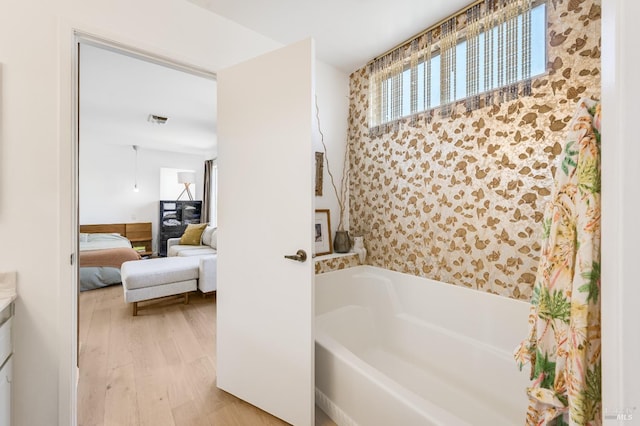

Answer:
[514,98,601,425]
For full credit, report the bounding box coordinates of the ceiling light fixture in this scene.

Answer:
[148,114,169,124]
[133,145,140,192]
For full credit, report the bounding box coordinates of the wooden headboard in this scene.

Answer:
[80,222,153,256]
[80,223,127,235]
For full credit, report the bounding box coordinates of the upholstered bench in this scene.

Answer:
[121,256,199,316]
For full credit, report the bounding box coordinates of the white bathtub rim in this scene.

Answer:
[316,328,473,426]
[393,312,517,362]
[317,265,530,307]
[317,269,524,363]
[316,265,530,355]
[317,305,514,366]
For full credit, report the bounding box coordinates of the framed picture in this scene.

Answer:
[314,209,332,256]
[315,152,324,196]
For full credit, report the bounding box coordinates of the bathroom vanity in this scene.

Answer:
[0,272,16,426]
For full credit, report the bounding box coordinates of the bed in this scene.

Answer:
[79,223,149,291]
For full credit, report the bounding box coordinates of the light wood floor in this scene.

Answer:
[78,285,335,426]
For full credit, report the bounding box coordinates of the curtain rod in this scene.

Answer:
[367,0,542,66]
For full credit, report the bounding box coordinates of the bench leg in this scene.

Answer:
[132,293,190,316]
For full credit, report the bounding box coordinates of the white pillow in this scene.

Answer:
[201,226,216,247]
[79,233,89,243]
[210,228,218,249]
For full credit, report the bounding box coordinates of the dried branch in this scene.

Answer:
[315,95,348,231]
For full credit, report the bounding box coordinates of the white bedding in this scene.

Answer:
[79,233,132,251]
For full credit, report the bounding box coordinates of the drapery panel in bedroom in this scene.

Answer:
[202,159,216,225]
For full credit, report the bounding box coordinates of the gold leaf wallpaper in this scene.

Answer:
[315,253,361,274]
[347,0,601,300]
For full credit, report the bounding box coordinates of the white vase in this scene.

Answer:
[353,236,366,264]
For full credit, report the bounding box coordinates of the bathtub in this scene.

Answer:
[315,266,531,426]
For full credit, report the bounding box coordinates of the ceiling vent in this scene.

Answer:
[148,114,169,124]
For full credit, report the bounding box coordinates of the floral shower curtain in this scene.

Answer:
[514,98,602,425]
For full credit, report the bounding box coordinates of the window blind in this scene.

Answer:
[369,0,538,136]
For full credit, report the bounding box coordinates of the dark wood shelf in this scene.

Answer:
[126,223,152,256]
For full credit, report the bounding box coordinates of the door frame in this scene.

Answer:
[67,29,217,425]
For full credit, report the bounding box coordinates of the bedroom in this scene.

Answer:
[0,0,637,426]
[78,42,215,291]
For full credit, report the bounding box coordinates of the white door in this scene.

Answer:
[216,39,315,426]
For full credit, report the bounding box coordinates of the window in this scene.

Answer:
[370,1,547,132]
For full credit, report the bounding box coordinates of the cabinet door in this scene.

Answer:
[0,317,11,371]
[159,201,183,256]
[0,356,11,426]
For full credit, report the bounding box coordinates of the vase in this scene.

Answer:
[353,236,366,264]
[333,230,351,253]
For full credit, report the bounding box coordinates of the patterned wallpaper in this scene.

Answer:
[315,253,361,274]
[347,0,601,300]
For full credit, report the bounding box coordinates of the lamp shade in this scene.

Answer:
[177,171,196,184]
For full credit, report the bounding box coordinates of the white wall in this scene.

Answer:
[0,2,349,426]
[79,143,206,253]
[602,0,640,422]
[313,61,350,238]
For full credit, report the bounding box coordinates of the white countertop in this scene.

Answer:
[0,272,17,312]
[314,252,357,262]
